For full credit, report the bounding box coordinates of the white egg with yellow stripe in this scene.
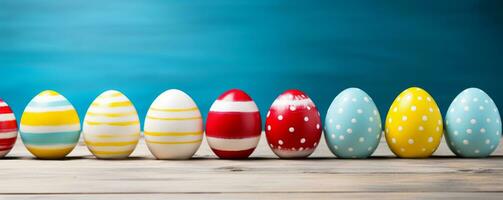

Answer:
[144,89,203,159]
[83,90,140,159]
[20,90,81,159]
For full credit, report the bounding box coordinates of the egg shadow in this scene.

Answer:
[0,156,26,160]
[9,156,89,160]
[82,156,154,161]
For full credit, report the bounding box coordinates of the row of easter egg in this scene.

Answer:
[0,87,500,159]
[326,87,501,159]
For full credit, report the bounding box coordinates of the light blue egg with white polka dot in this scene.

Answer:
[445,88,501,158]
[324,88,382,158]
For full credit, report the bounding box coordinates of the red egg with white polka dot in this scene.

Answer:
[265,90,322,158]
[206,89,262,159]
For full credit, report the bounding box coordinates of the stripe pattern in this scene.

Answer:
[83,90,140,159]
[0,99,18,157]
[144,89,203,159]
[206,89,262,159]
[19,90,80,159]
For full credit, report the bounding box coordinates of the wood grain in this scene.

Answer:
[0,134,502,199]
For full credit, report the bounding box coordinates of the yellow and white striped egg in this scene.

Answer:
[83,90,140,159]
[385,87,443,158]
[144,89,203,159]
[20,90,81,159]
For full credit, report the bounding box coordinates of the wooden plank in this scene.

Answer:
[0,134,502,199]
[1,171,503,193]
[0,193,502,200]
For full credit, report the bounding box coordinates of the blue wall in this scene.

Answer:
[1,0,502,126]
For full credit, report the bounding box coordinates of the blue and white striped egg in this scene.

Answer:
[324,88,382,158]
[445,88,501,157]
[20,90,81,159]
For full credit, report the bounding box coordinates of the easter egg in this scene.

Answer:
[445,88,501,157]
[206,89,261,159]
[144,89,203,159]
[324,88,382,158]
[83,90,140,159]
[0,99,18,157]
[265,89,322,158]
[385,87,443,158]
[20,90,81,159]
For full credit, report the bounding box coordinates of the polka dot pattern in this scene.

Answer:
[324,88,382,158]
[385,87,443,158]
[265,90,322,158]
[445,88,501,158]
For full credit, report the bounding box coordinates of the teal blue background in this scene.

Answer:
[1,0,502,125]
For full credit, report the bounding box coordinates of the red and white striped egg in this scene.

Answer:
[206,89,262,159]
[265,90,322,158]
[0,99,18,158]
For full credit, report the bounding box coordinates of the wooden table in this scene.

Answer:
[1,134,502,199]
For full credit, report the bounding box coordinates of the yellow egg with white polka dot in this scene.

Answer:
[385,87,443,158]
